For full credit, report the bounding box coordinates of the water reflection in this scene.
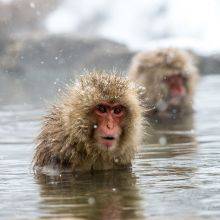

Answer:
[35,170,142,220]
[145,113,197,159]
[136,113,198,182]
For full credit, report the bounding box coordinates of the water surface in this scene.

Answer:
[0,75,220,220]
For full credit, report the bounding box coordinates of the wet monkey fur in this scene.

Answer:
[128,48,199,117]
[33,72,144,172]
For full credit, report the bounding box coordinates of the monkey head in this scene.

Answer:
[33,72,144,170]
[64,73,144,157]
[128,48,199,115]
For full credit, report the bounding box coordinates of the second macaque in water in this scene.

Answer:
[128,48,199,118]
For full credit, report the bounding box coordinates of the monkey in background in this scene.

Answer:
[33,72,144,172]
[128,48,199,118]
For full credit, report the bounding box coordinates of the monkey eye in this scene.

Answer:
[96,104,107,114]
[113,106,124,115]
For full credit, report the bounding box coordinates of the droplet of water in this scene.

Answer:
[30,2,36,9]
[156,100,167,112]
[172,108,177,114]
[114,158,119,163]
[159,136,167,146]
[88,197,95,205]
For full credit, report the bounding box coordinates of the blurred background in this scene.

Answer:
[1,0,220,105]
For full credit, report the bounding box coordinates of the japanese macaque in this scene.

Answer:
[128,48,199,118]
[33,72,143,172]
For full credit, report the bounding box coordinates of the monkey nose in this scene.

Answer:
[106,121,114,130]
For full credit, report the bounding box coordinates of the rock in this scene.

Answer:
[0,34,134,105]
[18,34,134,74]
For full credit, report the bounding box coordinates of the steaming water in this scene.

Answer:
[0,75,220,220]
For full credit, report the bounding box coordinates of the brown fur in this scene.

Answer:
[33,72,144,172]
[128,48,199,115]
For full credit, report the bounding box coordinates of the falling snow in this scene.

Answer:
[88,197,95,205]
[30,2,36,9]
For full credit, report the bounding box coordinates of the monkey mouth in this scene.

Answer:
[100,136,117,149]
[102,136,115,140]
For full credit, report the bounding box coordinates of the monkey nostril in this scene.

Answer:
[107,124,113,129]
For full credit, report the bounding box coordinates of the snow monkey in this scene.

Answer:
[33,72,144,172]
[128,48,199,118]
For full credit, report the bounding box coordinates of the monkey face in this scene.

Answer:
[162,73,188,107]
[92,102,125,151]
